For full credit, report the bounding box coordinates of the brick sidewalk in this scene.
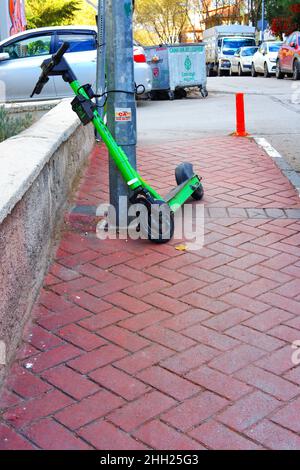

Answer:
[1,136,300,450]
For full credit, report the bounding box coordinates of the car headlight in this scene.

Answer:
[269,58,276,63]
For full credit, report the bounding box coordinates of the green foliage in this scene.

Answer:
[72,0,96,25]
[27,39,51,56]
[135,0,189,44]
[0,107,33,143]
[25,0,81,29]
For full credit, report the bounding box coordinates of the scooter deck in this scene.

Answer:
[165,175,202,212]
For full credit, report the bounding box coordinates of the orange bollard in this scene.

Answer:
[234,93,248,137]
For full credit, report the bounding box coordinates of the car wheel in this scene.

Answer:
[293,60,300,80]
[264,63,271,78]
[251,63,257,77]
[238,64,244,76]
[217,67,223,77]
[276,61,284,79]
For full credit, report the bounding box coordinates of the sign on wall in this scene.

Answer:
[0,0,26,41]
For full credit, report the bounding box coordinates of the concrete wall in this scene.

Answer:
[0,99,94,385]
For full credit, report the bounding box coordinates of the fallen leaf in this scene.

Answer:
[175,244,187,251]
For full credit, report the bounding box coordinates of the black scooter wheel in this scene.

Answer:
[175,162,194,185]
[136,199,174,244]
[175,162,204,201]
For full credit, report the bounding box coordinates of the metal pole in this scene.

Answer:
[106,0,137,228]
[261,0,265,42]
[96,0,106,119]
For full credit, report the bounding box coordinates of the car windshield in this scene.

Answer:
[268,43,282,52]
[241,47,258,56]
[222,38,256,55]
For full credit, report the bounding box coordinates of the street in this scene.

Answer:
[137,76,300,171]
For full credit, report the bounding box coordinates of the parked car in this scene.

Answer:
[251,41,282,77]
[276,31,300,80]
[0,26,152,102]
[203,24,256,76]
[230,46,258,75]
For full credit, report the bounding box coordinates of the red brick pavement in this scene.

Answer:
[1,136,300,450]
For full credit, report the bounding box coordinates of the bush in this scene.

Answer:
[0,106,33,143]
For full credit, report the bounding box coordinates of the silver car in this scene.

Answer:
[230,46,259,76]
[0,26,152,102]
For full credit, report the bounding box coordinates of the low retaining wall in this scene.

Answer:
[3,99,61,124]
[0,99,94,385]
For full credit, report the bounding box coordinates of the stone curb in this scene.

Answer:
[254,136,300,198]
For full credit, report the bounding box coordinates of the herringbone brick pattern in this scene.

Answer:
[1,136,300,450]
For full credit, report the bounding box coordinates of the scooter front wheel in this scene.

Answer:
[175,162,204,201]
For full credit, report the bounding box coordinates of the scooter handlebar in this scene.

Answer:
[51,42,70,66]
[30,42,70,97]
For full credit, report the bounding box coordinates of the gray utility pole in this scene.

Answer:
[261,0,265,42]
[106,0,137,228]
[96,0,106,119]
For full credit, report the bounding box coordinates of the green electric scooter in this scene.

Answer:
[31,43,204,243]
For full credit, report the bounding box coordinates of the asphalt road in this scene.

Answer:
[137,75,300,171]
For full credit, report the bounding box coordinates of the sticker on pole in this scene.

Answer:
[115,108,132,122]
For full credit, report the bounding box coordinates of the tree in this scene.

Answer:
[72,0,96,25]
[134,0,190,44]
[266,1,300,37]
[25,0,81,29]
[247,0,263,27]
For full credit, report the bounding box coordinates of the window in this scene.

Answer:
[222,38,256,55]
[2,35,51,59]
[241,47,258,56]
[268,43,282,52]
[284,35,291,45]
[289,34,297,46]
[56,33,96,53]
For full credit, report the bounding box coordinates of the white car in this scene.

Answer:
[251,41,283,77]
[0,26,152,102]
[230,46,258,75]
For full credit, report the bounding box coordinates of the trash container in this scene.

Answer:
[145,43,208,100]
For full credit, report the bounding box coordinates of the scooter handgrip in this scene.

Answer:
[30,76,49,97]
